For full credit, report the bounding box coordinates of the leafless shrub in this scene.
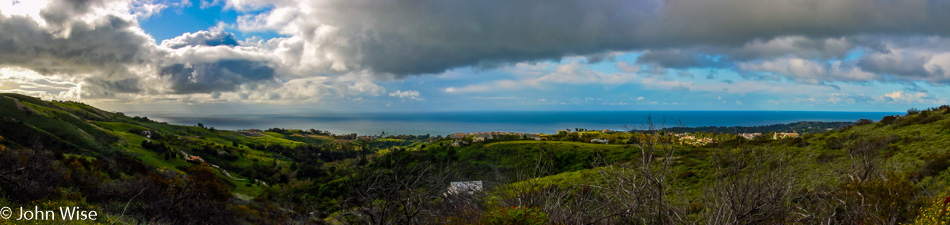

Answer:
[702,148,798,225]
[335,154,451,225]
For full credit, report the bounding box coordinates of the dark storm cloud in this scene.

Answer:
[637,50,719,69]
[0,12,156,77]
[266,0,950,77]
[39,0,106,26]
[84,77,143,94]
[857,52,933,79]
[284,0,657,76]
[159,60,276,94]
[161,30,240,49]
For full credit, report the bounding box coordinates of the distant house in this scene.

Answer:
[446,181,483,195]
[472,133,492,142]
[526,133,542,141]
[142,130,152,139]
[590,138,609,144]
[452,133,467,139]
[739,133,762,140]
[773,132,800,139]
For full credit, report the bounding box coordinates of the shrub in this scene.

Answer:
[907,197,950,224]
[854,118,874,126]
[915,153,950,180]
[483,206,549,225]
[908,108,921,115]
[879,115,899,126]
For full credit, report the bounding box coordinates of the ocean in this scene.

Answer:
[142,111,901,136]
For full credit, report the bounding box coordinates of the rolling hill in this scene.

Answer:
[4,93,950,224]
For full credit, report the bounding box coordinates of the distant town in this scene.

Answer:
[229,121,840,148]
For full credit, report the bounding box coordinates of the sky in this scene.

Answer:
[1,0,949,115]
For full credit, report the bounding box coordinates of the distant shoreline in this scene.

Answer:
[132,111,900,136]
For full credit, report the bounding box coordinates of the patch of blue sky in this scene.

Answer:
[842,48,864,61]
[139,1,282,44]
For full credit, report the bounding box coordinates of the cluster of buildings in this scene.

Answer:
[739,132,800,140]
[675,134,714,145]
[451,131,543,142]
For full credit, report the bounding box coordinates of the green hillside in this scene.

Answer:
[4,93,950,224]
[0,93,376,224]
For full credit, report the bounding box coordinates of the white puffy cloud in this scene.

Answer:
[389,90,423,101]
[445,60,637,93]
[881,91,930,103]
[161,29,240,49]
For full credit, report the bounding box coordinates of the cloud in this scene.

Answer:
[770,91,940,106]
[671,85,690,92]
[389,90,423,101]
[0,6,158,77]
[130,1,168,19]
[854,38,950,83]
[0,67,82,101]
[637,49,719,69]
[222,0,950,78]
[444,60,637,93]
[5,0,950,108]
[616,61,641,73]
[161,30,240,49]
[158,59,276,94]
[738,57,878,84]
[881,91,930,103]
[0,0,396,105]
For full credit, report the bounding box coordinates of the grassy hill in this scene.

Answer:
[5,93,950,224]
[0,93,374,224]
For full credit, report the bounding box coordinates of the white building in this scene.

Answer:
[447,181,483,195]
